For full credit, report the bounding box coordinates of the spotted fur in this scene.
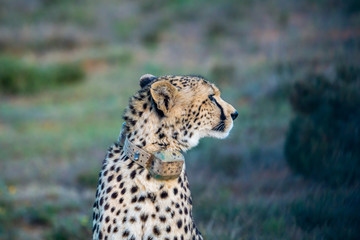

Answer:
[93,75,237,240]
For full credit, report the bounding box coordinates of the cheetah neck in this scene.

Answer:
[124,111,202,153]
[118,123,186,180]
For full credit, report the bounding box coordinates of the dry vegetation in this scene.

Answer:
[0,0,359,239]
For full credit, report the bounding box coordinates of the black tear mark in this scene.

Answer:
[213,98,226,121]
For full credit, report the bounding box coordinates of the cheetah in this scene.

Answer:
[92,74,238,240]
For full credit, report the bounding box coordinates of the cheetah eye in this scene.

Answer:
[208,94,215,102]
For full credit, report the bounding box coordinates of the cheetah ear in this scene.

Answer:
[140,74,157,88]
[150,80,178,116]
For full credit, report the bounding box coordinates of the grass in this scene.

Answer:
[0,56,84,95]
[0,0,359,239]
[292,187,360,240]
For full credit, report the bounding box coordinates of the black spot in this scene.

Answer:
[111,192,118,199]
[148,192,156,202]
[131,196,137,203]
[130,170,137,179]
[106,187,112,193]
[166,226,171,233]
[173,188,178,195]
[140,213,149,222]
[117,174,122,182]
[128,161,135,169]
[177,219,183,228]
[138,196,145,202]
[159,216,166,222]
[143,103,148,109]
[131,186,138,193]
[146,173,151,180]
[104,203,109,210]
[122,230,130,237]
[121,188,126,194]
[160,191,168,199]
[159,133,165,138]
[153,226,161,236]
[129,119,137,126]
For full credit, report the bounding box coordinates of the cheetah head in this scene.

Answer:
[123,74,238,152]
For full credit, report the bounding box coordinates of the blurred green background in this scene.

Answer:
[0,0,359,239]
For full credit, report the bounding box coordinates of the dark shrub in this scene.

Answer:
[0,56,84,95]
[285,65,360,186]
[292,188,360,240]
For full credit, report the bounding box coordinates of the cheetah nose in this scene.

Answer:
[231,111,238,120]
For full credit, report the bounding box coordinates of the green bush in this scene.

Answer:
[292,188,360,240]
[76,169,99,188]
[0,56,84,95]
[285,65,360,186]
[0,181,17,239]
[46,215,91,240]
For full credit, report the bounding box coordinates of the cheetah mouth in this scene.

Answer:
[212,121,226,132]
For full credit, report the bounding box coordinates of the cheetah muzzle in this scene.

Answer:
[93,74,238,240]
